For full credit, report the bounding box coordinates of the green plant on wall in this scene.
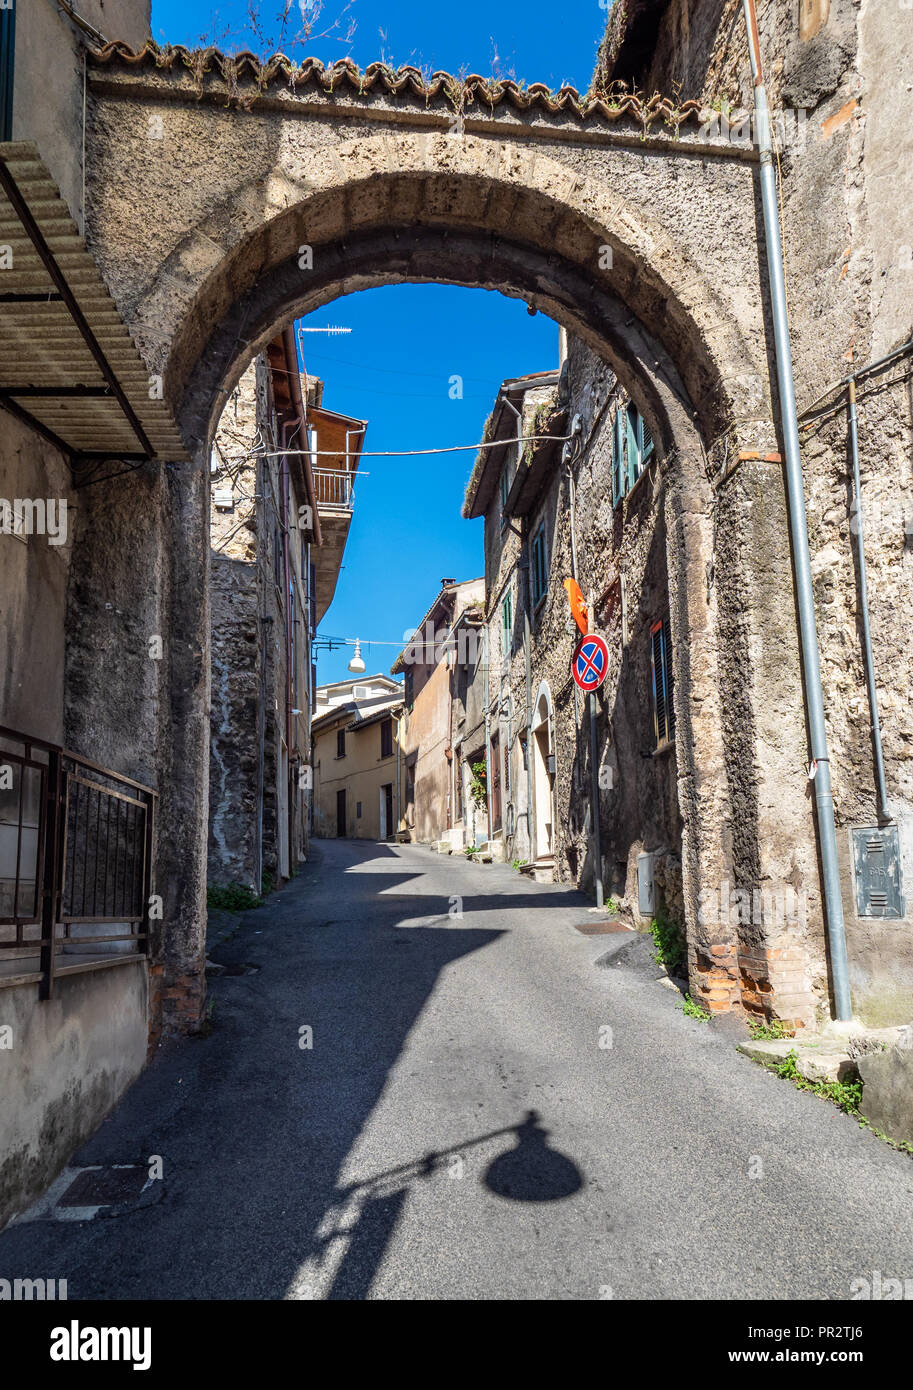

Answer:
[649,910,686,975]
[470,760,487,807]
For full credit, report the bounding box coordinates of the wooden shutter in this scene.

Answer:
[612,409,624,503]
[641,415,654,462]
[626,405,640,491]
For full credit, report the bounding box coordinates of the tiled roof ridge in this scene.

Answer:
[89,42,706,126]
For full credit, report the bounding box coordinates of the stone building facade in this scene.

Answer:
[208,332,317,892]
[591,0,913,1027]
[1,0,909,1244]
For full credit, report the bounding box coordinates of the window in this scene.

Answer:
[380,717,393,759]
[336,727,346,758]
[612,401,654,505]
[650,615,675,748]
[356,801,362,818]
[531,523,548,608]
[501,589,513,650]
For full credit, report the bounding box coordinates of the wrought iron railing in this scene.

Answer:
[0,726,155,996]
[313,467,354,510]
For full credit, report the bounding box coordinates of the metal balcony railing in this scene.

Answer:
[313,467,354,510]
[0,726,155,996]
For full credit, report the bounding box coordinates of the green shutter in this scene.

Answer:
[641,414,654,461]
[626,405,640,491]
[612,409,624,504]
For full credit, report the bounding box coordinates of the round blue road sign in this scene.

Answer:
[572,633,609,693]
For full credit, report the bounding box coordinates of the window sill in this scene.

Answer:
[652,737,676,758]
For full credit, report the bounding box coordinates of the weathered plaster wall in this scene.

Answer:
[0,423,73,743]
[209,365,263,890]
[0,962,148,1230]
[12,0,150,223]
[405,659,453,845]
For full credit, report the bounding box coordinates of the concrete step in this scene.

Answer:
[520,856,555,884]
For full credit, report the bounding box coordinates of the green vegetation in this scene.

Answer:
[511,858,528,871]
[206,882,263,911]
[680,993,711,1022]
[649,911,686,975]
[260,870,276,898]
[469,761,487,807]
[464,844,482,859]
[769,1050,863,1115]
[748,1017,794,1042]
[605,896,620,915]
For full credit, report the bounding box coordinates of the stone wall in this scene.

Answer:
[599,0,913,1027]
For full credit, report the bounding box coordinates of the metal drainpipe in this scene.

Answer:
[847,375,890,823]
[743,0,852,1019]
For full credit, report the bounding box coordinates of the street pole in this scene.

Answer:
[587,590,604,908]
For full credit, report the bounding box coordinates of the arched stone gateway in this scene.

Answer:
[77,47,821,1030]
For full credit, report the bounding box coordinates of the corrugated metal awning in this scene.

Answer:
[0,142,189,464]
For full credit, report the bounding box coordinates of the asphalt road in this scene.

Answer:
[2,838,912,1300]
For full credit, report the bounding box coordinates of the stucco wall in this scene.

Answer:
[12,0,150,224]
[313,714,400,840]
[632,0,913,1026]
[0,421,73,744]
[0,963,148,1230]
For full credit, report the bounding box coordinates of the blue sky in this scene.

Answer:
[150,1,609,684]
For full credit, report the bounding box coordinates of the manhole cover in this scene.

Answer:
[573,921,634,935]
[58,1166,150,1206]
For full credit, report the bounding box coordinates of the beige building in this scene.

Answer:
[392,578,486,848]
[312,676,404,840]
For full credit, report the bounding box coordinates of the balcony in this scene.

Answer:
[313,467,354,511]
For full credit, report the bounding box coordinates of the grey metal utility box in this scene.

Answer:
[851,826,905,919]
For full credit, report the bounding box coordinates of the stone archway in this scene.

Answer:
[76,48,821,1030]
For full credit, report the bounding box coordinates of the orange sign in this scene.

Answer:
[563,577,589,636]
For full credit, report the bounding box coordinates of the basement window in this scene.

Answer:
[650,615,675,749]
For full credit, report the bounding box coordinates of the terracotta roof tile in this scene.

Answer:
[89,43,705,128]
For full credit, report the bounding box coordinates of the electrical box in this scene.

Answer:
[213,487,234,511]
[637,851,656,918]
[852,826,905,919]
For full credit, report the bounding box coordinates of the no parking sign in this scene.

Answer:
[572,632,609,693]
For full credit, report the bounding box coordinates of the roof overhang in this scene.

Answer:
[0,143,188,469]
[463,371,560,519]
[504,400,568,518]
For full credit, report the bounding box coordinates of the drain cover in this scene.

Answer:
[58,1166,150,1207]
[573,921,634,936]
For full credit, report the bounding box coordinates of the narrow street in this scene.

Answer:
[2,840,911,1301]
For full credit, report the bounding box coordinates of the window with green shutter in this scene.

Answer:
[612,407,624,506]
[532,524,548,607]
[650,615,675,748]
[613,401,654,505]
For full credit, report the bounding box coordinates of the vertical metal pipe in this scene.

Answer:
[848,377,890,823]
[743,0,852,1018]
